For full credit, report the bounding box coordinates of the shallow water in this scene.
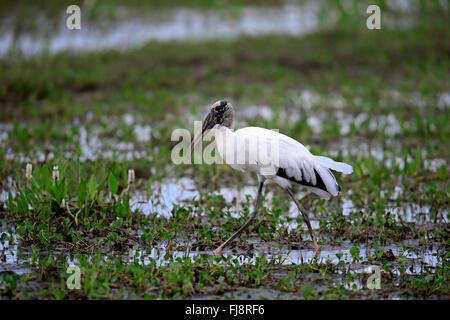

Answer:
[0,3,323,57]
[0,211,442,300]
[122,239,441,280]
[1,174,446,228]
[1,1,442,58]
[1,86,447,166]
[130,177,199,218]
[0,239,440,278]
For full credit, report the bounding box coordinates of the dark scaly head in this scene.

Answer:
[190,99,234,152]
[204,99,234,129]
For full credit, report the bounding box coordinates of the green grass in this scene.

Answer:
[0,3,449,299]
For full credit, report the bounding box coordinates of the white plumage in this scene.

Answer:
[214,126,353,199]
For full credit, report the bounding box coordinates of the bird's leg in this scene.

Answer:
[213,180,265,255]
[286,188,320,258]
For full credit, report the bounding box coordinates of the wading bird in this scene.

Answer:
[190,100,353,257]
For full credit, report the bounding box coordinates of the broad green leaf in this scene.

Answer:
[77,181,87,204]
[88,175,97,200]
[108,171,119,194]
[438,164,446,181]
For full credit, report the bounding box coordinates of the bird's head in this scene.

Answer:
[190,99,234,153]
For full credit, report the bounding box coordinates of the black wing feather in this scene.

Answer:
[276,167,341,193]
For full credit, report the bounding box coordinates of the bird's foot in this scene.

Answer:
[213,247,223,255]
[314,249,320,258]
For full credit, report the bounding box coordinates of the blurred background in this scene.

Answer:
[0,0,448,181]
[0,0,449,300]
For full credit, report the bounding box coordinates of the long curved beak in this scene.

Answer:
[190,128,204,154]
[190,111,215,153]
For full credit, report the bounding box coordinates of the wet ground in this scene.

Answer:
[0,0,449,299]
[0,1,429,58]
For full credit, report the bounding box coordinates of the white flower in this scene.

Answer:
[127,169,135,185]
[52,165,59,182]
[134,124,152,142]
[60,199,66,208]
[26,163,32,180]
[123,113,134,126]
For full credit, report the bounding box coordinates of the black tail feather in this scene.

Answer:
[276,167,333,193]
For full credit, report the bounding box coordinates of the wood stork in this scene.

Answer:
[190,100,353,257]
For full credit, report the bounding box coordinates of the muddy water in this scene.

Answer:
[0,209,443,300]
[130,177,199,218]
[1,87,448,164]
[2,229,437,275]
[128,176,448,223]
[1,174,446,229]
[166,239,435,266]
[0,223,32,275]
[0,173,444,285]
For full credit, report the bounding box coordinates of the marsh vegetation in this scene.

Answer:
[0,0,448,299]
